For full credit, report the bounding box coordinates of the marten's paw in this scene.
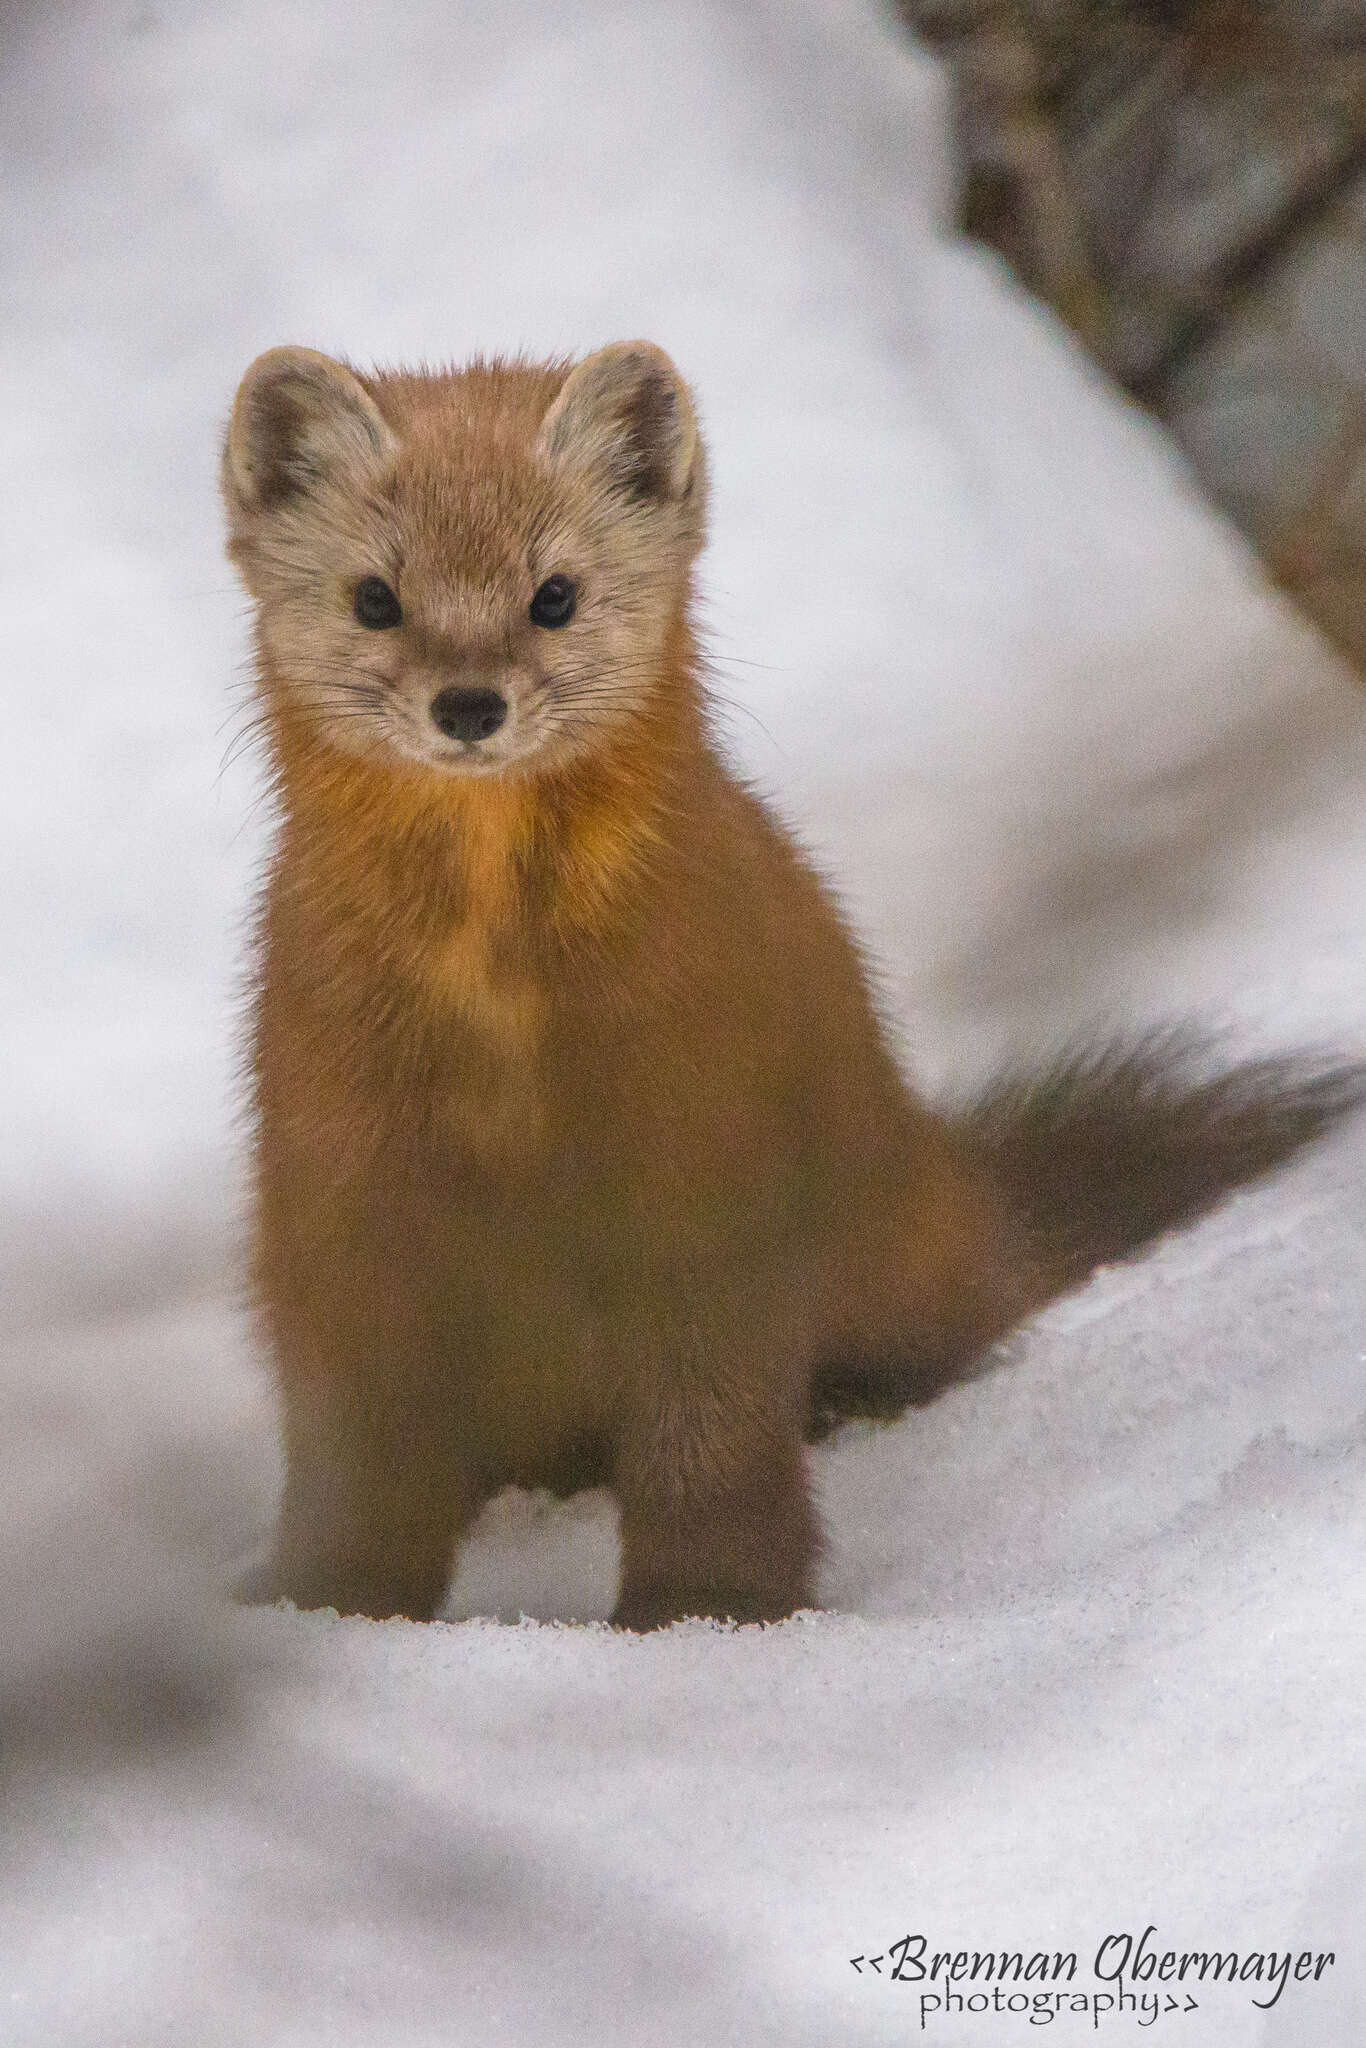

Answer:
[238,1552,446,1623]
[611,1577,803,1632]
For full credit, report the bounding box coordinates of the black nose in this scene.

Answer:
[430,687,507,744]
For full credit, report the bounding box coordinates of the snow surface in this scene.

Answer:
[3,2,1366,2043]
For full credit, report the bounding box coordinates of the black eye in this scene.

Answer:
[353,576,402,630]
[529,574,577,629]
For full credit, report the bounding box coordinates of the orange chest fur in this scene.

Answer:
[277,746,667,1168]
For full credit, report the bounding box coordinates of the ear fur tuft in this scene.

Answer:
[538,341,703,509]
[222,346,394,522]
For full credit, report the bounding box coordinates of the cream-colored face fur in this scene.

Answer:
[222,343,707,775]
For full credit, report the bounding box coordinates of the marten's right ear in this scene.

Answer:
[222,347,395,531]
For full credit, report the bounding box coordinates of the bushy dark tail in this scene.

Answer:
[807,1032,1364,1441]
[963,1031,1366,1299]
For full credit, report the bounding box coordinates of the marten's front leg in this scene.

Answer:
[611,1351,816,1630]
[264,1365,474,1622]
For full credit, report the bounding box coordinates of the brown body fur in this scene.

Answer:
[223,344,1358,1630]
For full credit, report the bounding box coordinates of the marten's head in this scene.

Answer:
[222,344,706,776]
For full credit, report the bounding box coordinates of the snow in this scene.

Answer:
[3,2,1365,2043]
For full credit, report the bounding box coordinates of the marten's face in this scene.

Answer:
[222,344,707,776]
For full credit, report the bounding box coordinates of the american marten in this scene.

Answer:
[221,340,1360,1630]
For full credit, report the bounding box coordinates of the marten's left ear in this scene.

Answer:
[538,342,704,512]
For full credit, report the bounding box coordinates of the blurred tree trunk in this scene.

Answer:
[896,0,1366,675]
